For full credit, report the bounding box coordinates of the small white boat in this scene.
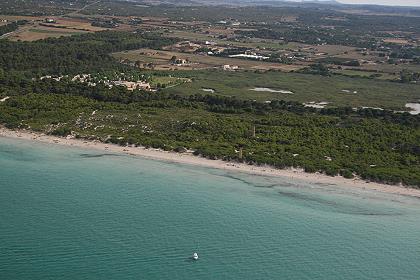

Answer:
[192,252,199,260]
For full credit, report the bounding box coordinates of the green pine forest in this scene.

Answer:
[0,31,419,187]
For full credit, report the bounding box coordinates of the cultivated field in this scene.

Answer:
[0,15,105,41]
[113,48,304,71]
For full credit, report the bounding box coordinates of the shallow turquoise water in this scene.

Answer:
[0,137,420,280]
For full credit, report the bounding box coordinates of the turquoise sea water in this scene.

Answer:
[1,137,420,280]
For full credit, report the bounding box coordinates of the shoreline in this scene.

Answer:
[1,126,420,199]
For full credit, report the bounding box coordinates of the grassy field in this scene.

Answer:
[149,76,191,87]
[160,70,420,110]
[312,44,356,56]
[9,26,88,41]
[331,69,397,80]
[359,63,420,75]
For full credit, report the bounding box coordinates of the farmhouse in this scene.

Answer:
[205,41,217,45]
[223,65,239,71]
[45,18,56,23]
[168,41,201,53]
[229,53,269,60]
[171,58,191,65]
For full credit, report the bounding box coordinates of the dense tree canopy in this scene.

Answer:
[0,31,176,74]
[0,30,418,187]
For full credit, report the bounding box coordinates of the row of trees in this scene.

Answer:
[0,20,26,36]
[400,70,420,84]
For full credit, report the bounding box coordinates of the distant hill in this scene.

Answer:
[122,0,420,16]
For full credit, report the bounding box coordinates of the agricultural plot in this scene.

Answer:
[166,30,298,51]
[113,48,303,71]
[0,15,105,41]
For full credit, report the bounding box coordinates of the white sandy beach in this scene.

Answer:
[1,126,420,199]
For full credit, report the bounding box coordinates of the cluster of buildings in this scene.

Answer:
[41,74,152,91]
[71,74,151,91]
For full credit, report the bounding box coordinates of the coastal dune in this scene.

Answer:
[1,126,420,199]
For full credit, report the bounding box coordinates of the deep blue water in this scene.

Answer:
[0,137,420,279]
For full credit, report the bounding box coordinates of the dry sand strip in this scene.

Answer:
[1,126,420,199]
